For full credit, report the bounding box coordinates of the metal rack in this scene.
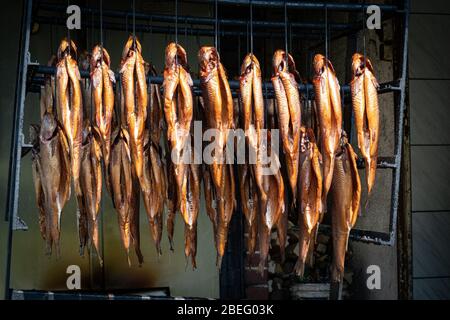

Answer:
[4,0,410,300]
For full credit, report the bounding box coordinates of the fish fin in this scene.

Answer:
[347,143,361,227]
[108,69,116,83]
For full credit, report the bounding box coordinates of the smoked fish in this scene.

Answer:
[330,133,361,283]
[56,39,84,252]
[32,112,71,257]
[109,127,143,266]
[350,53,380,195]
[91,45,116,190]
[271,50,301,198]
[295,127,323,277]
[119,36,147,193]
[312,54,342,214]
[79,121,103,264]
[239,53,266,201]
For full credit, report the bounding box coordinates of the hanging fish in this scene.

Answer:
[109,127,143,266]
[56,38,84,252]
[238,163,259,254]
[258,130,285,274]
[271,50,301,199]
[78,121,103,264]
[295,127,323,277]
[163,42,193,200]
[312,54,342,214]
[32,112,71,257]
[90,45,116,193]
[198,46,234,189]
[119,36,147,193]
[330,133,361,284]
[350,53,380,196]
[239,53,266,201]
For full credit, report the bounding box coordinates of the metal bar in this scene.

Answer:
[31,65,401,96]
[196,0,400,12]
[37,2,359,30]
[4,0,33,300]
[34,16,326,39]
[389,0,410,246]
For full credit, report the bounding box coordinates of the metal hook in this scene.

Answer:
[284,0,288,71]
[250,0,253,55]
[325,5,328,63]
[215,0,218,48]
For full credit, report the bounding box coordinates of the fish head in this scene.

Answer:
[165,42,188,69]
[240,53,254,77]
[40,113,57,141]
[198,46,219,74]
[122,35,142,59]
[29,124,40,146]
[313,54,326,76]
[91,45,111,69]
[351,53,366,77]
[272,49,287,75]
[339,130,349,149]
[57,38,77,61]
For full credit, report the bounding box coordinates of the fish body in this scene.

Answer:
[330,135,361,283]
[295,128,323,277]
[56,39,84,251]
[312,54,342,214]
[271,50,301,197]
[91,46,115,187]
[258,132,285,274]
[238,163,259,254]
[34,113,71,256]
[198,46,234,189]
[163,43,193,194]
[239,53,266,201]
[350,53,380,195]
[109,127,143,265]
[142,133,167,255]
[79,122,103,264]
[119,36,147,193]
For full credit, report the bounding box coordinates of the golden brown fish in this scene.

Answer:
[142,131,167,255]
[91,45,116,190]
[119,36,147,193]
[56,39,84,251]
[180,157,201,269]
[239,53,266,201]
[238,163,259,254]
[330,133,361,284]
[295,127,323,277]
[109,126,143,266]
[215,164,236,268]
[258,132,285,274]
[271,50,301,198]
[79,122,103,264]
[350,53,380,195]
[198,46,234,189]
[312,54,342,214]
[33,112,71,256]
[165,151,178,251]
[30,124,46,240]
[163,43,193,199]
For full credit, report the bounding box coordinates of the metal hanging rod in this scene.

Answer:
[29,65,400,95]
[37,2,360,31]
[188,0,400,12]
[34,16,327,39]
